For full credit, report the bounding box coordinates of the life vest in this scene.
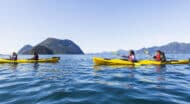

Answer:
[128,55,136,62]
[155,54,161,61]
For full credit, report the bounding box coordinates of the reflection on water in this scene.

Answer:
[155,65,166,89]
[9,63,18,70]
[93,65,168,89]
[93,65,137,70]
[33,63,39,70]
[0,63,19,70]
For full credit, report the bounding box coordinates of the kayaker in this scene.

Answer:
[30,52,39,60]
[10,52,17,60]
[122,50,137,62]
[153,50,166,61]
[161,51,166,61]
[128,50,137,62]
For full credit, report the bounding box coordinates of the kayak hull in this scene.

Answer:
[0,57,60,63]
[93,57,190,65]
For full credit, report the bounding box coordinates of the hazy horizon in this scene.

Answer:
[0,0,190,54]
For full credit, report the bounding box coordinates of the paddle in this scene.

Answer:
[0,53,13,60]
[112,51,129,59]
[112,51,141,65]
[143,49,174,60]
[112,51,122,56]
[144,50,153,58]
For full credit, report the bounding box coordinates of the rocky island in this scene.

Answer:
[18,38,84,55]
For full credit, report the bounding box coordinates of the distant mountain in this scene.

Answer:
[137,42,190,54]
[18,38,84,55]
[88,50,129,56]
[31,45,54,54]
[37,38,84,54]
[90,42,190,55]
[117,49,129,55]
[18,45,33,54]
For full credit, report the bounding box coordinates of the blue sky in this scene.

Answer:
[0,0,190,53]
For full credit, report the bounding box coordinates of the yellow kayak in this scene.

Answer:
[93,57,190,65]
[0,57,60,63]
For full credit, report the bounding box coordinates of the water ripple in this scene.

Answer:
[0,55,189,104]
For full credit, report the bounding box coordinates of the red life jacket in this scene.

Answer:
[156,54,161,61]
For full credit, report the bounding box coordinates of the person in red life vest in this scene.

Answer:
[153,50,166,62]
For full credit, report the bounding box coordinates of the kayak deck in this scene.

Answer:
[93,57,190,65]
[0,57,60,63]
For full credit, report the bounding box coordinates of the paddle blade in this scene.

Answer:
[144,50,149,54]
[112,52,117,55]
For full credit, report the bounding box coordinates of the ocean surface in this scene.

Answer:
[0,54,189,104]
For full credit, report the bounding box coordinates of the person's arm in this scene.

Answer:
[122,55,129,59]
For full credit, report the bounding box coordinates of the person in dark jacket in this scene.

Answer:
[30,52,39,60]
[10,52,17,60]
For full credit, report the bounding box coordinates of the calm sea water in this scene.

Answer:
[0,54,189,104]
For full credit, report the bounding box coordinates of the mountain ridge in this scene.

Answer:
[89,42,190,55]
[137,42,190,54]
[18,45,33,54]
